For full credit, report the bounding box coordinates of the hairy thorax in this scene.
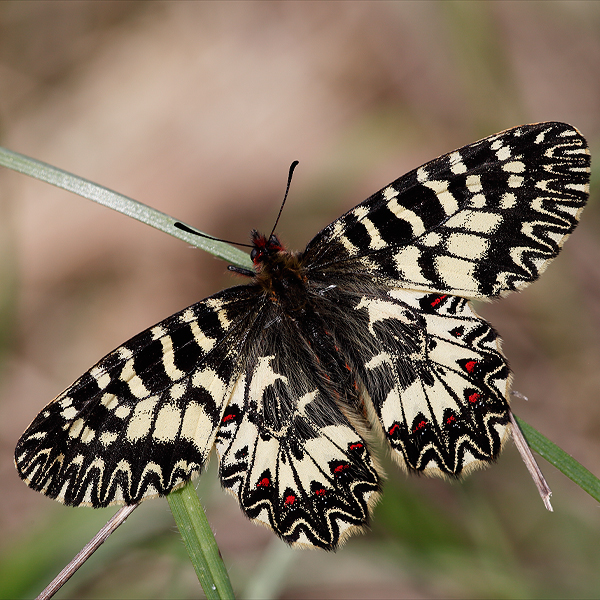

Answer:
[250,232,308,306]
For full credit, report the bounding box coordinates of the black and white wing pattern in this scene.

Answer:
[15,288,255,506]
[339,288,510,477]
[215,291,381,548]
[15,122,590,550]
[304,122,589,298]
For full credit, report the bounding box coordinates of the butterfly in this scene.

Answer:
[15,122,590,550]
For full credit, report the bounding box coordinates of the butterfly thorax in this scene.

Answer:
[250,230,306,300]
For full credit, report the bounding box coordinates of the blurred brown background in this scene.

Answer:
[1,2,599,598]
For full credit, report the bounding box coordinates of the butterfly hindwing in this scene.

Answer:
[14,287,261,506]
[298,282,510,478]
[351,290,509,476]
[215,297,382,550]
[303,122,590,299]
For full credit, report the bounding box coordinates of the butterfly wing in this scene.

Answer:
[303,122,590,299]
[300,121,589,479]
[214,296,382,550]
[14,286,261,507]
[291,280,510,479]
[348,289,510,476]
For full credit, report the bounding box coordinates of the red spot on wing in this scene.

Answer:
[389,423,400,436]
[430,294,447,308]
[446,415,456,424]
[413,420,427,433]
[465,360,478,373]
[257,477,270,488]
[314,488,326,497]
[334,463,349,474]
[349,443,363,451]
[284,495,295,506]
[468,392,480,403]
[222,414,235,423]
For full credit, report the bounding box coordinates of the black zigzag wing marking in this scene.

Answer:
[215,295,382,550]
[315,285,510,477]
[14,286,262,507]
[302,122,590,299]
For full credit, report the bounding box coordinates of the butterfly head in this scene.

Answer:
[250,230,285,266]
[226,230,291,279]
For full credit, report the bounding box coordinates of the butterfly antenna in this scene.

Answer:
[173,222,253,248]
[269,160,299,238]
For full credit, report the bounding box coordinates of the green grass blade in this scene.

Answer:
[167,482,235,599]
[0,145,252,269]
[514,415,600,503]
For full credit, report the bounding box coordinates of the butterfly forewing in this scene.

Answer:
[15,122,590,549]
[15,287,261,506]
[303,122,589,299]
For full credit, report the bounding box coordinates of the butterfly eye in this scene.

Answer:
[251,247,267,264]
